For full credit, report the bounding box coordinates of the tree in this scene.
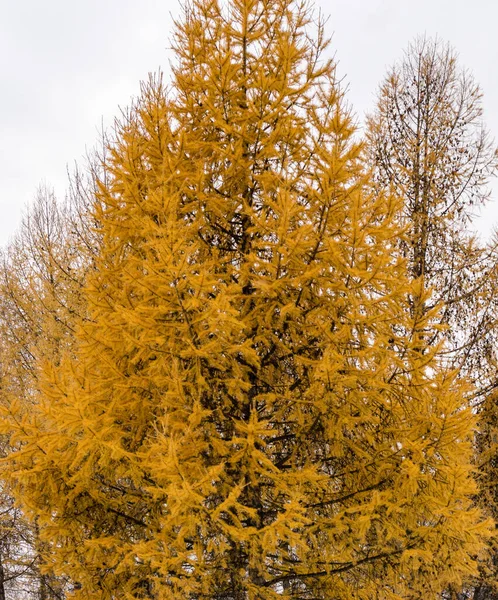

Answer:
[0,3,491,599]
[0,181,99,599]
[366,37,498,600]
[366,36,498,390]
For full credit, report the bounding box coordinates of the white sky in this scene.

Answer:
[1,0,497,245]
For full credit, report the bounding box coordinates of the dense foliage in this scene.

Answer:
[0,3,496,600]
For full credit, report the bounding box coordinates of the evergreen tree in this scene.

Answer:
[0,3,490,599]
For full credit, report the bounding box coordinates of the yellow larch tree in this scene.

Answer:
[366,37,498,600]
[0,184,96,599]
[0,2,491,599]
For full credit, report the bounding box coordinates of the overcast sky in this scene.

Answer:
[1,0,497,246]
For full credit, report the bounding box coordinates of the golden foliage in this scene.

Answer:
[0,3,491,599]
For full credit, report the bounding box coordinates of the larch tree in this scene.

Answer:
[366,37,498,600]
[0,181,99,599]
[0,3,491,600]
[0,189,74,600]
[366,36,498,391]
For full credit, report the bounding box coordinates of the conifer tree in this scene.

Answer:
[0,189,87,600]
[366,38,498,600]
[0,180,98,599]
[366,36,498,391]
[0,2,491,599]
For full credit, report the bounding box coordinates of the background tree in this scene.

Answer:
[0,172,101,599]
[366,36,498,600]
[366,36,498,390]
[0,4,492,600]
